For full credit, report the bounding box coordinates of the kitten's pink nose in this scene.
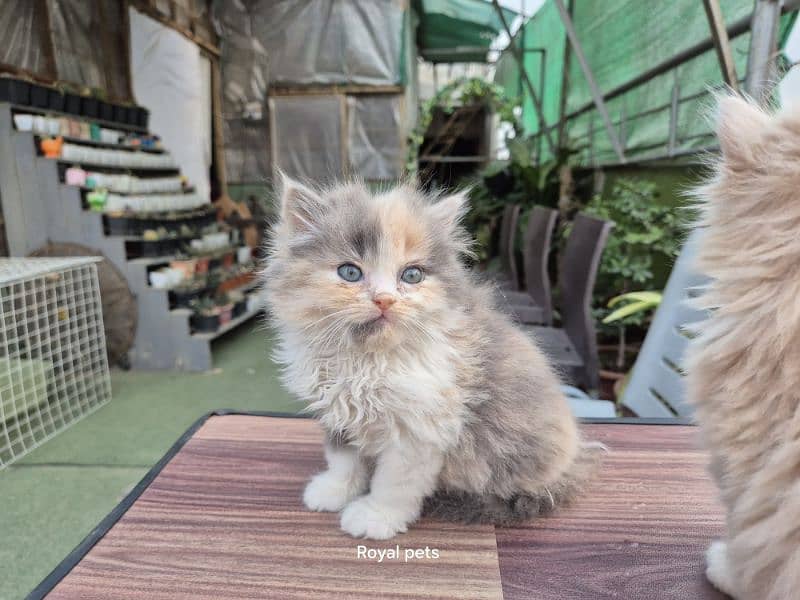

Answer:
[373,293,396,312]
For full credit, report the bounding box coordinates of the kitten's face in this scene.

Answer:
[264,179,471,349]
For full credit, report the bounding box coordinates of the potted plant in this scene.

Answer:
[40,136,63,158]
[62,83,82,115]
[170,258,198,280]
[189,297,220,333]
[216,294,234,325]
[171,280,206,308]
[195,256,210,275]
[81,87,99,118]
[48,83,66,112]
[95,88,113,121]
[105,212,132,236]
[133,105,149,129]
[0,76,31,104]
[229,290,247,318]
[29,82,49,108]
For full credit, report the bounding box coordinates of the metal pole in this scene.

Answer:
[538,48,545,162]
[553,0,626,163]
[702,0,741,91]
[491,0,557,156]
[668,71,680,157]
[745,0,783,102]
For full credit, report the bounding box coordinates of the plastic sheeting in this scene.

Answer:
[48,0,130,101]
[0,1,54,78]
[223,116,270,184]
[348,96,404,180]
[129,8,212,203]
[269,95,345,183]
[215,0,405,103]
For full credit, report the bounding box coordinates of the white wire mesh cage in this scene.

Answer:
[0,258,112,468]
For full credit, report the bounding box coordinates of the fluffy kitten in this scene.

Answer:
[262,176,594,540]
[687,96,800,599]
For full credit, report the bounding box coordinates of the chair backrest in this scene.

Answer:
[498,203,521,290]
[621,229,708,417]
[522,206,558,325]
[560,213,614,391]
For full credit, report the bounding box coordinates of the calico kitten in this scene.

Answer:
[687,96,800,599]
[262,176,595,540]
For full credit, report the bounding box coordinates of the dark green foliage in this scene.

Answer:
[581,178,684,336]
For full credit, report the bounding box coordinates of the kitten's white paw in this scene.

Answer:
[303,471,361,512]
[340,496,410,540]
[706,540,737,597]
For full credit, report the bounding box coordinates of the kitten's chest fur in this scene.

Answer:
[278,332,468,455]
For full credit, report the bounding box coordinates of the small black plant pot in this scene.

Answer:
[105,216,133,236]
[64,93,81,115]
[232,300,247,318]
[30,84,49,108]
[113,104,129,125]
[48,89,66,112]
[191,313,219,333]
[81,96,99,118]
[134,106,149,129]
[99,101,114,122]
[170,288,203,309]
[0,78,31,104]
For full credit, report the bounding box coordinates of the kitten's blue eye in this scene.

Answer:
[400,266,424,284]
[337,263,363,282]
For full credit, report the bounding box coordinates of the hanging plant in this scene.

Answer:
[406,77,521,174]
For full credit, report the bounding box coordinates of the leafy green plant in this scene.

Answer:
[582,178,684,369]
[585,178,682,301]
[406,77,520,173]
[603,291,662,324]
[189,296,217,316]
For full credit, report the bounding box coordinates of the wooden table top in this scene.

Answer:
[35,413,727,600]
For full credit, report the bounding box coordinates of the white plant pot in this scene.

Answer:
[13,114,34,131]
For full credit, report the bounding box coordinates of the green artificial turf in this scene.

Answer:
[0,321,298,599]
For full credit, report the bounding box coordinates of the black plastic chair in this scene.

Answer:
[522,213,613,392]
[499,206,558,325]
[492,203,521,291]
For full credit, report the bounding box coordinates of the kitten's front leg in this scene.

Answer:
[304,442,368,512]
[705,540,738,597]
[340,440,443,540]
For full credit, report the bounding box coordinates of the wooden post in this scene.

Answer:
[702,0,740,91]
[553,0,626,163]
[210,55,227,197]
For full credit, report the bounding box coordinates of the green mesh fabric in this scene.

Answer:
[495,0,797,164]
[415,0,517,63]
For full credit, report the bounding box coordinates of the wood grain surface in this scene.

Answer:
[46,417,726,600]
[47,415,503,600]
[496,424,728,600]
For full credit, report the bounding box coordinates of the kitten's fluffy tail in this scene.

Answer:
[423,441,606,526]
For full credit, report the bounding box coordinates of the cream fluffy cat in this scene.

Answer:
[687,96,800,599]
[262,176,595,540]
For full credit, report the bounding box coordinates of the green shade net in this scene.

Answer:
[415,0,517,63]
[495,0,797,164]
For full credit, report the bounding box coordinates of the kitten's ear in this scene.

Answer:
[428,189,470,232]
[278,172,326,233]
[716,95,769,167]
